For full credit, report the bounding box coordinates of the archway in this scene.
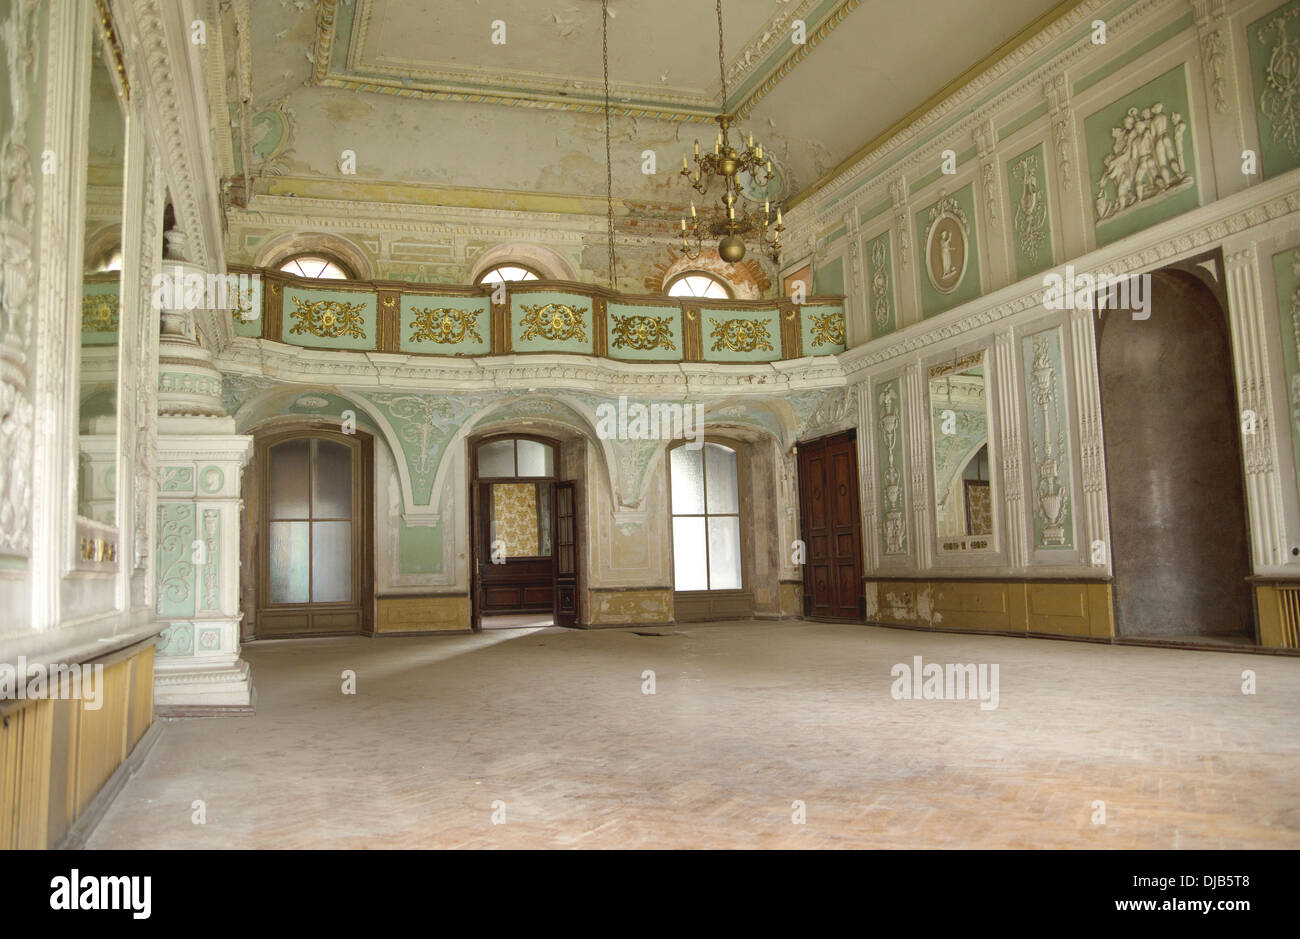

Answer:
[1097,266,1253,642]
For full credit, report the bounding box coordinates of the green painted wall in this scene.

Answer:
[814,256,844,296]
[865,230,896,338]
[1007,142,1054,281]
[1022,327,1074,550]
[399,520,443,574]
[1248,0,1300,180]
[1271,246,1300,509]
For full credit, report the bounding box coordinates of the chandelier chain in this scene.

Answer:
[716,0,727,109]
[602,0,616,289]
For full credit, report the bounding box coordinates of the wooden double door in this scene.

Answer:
[797,430,865,621]
[469,434,579,629]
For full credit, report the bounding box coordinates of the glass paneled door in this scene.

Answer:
[256,430,372,637]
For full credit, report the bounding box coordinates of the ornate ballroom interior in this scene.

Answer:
[2,0,1300,852]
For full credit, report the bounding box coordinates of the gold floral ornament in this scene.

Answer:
[81,294,119,332]
[709,316,774,353]
[808,310,845,348]
[410,306,483,345]
[230,287,257,324]
[287,296,367,339]
[519,303,587,342]
[610,313,675,351]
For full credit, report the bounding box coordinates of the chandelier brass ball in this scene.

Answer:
[718,235,746,263]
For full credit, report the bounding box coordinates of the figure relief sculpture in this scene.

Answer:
[1095,103,1192,223]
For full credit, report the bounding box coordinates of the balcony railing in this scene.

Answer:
[213,267,846,364]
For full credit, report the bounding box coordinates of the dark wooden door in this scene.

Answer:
[477,481,554,615]
[797,430,864,620]
[554,481,579,627]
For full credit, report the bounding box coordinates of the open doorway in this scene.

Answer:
[469,434,581,631]
[1097,264,1254,643]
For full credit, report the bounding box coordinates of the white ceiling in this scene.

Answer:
[232,0,1069,212]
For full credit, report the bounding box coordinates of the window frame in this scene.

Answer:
[475,262,544,285]
[276,253,354,280]
[470,433,562,562]
[666,438,747,593]
[664,271,734,300]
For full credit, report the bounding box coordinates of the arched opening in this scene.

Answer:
[665,271,733,299]
[1097,266,1253,642]
[469,433,575,630]
[250,425,374,638]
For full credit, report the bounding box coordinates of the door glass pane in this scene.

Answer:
[269,521,310,603]
[704,443,739,514]
[707,516,742,589]
[670,446,705,514]
[516,439,554,477]
[269,439,310,519]
[311,521,352,602]
[672,516,708,590]
[478,439,515,477]
[312,439,352,519]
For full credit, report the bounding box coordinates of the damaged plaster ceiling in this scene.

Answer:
[224,0,1067,220]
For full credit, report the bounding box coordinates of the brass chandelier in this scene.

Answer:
[679,0,783,264]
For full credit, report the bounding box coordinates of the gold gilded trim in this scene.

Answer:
[409,306,483,345]
[610,313,676,352]
[808,310,845,347]
[709,317,775,353]
[287,297,367,339]
[519,303,588,343]
[81,294,119,331]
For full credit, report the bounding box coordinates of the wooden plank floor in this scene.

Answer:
[88,621,1300,849]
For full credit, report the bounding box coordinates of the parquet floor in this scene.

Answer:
[88,621,1300,849]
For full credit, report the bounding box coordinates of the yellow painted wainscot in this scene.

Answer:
[374,595,471,634]
[865,580,1115,639]
[0,641,156,849]
[1253,582,1300,650]
[585,588,675,628]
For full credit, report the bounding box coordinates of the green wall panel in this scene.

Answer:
[1085,63,1199,248]
[400,294,490,355]
[1271,246,1300,509]
[229,273,264,338]
[914,183,982,318]
[866,230,896,338]
[1007,143,1054,281]
[814,256,844,296]
[1022,327,1075,550]
[282,286,377,350]
[875,378,908,557]
[156,503,197,619]
[81,282,119,345]
[701,306,782,363]
[800,302,846,355]
[606,302,683,362]
[510,291,594,354]
[399,520,443,574]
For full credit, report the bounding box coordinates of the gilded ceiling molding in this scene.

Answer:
[115,0,225,274]
[733,0,862,121]
[310,0,848,124]
[786,0,1139,221]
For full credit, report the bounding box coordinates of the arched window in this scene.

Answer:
[668,441,742,591]
[278,254,351,280]
[666,272,732,300]
[477,263,542,285]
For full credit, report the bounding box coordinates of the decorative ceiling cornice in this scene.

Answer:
[785,0,1111,216]
[306,0,857,123]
